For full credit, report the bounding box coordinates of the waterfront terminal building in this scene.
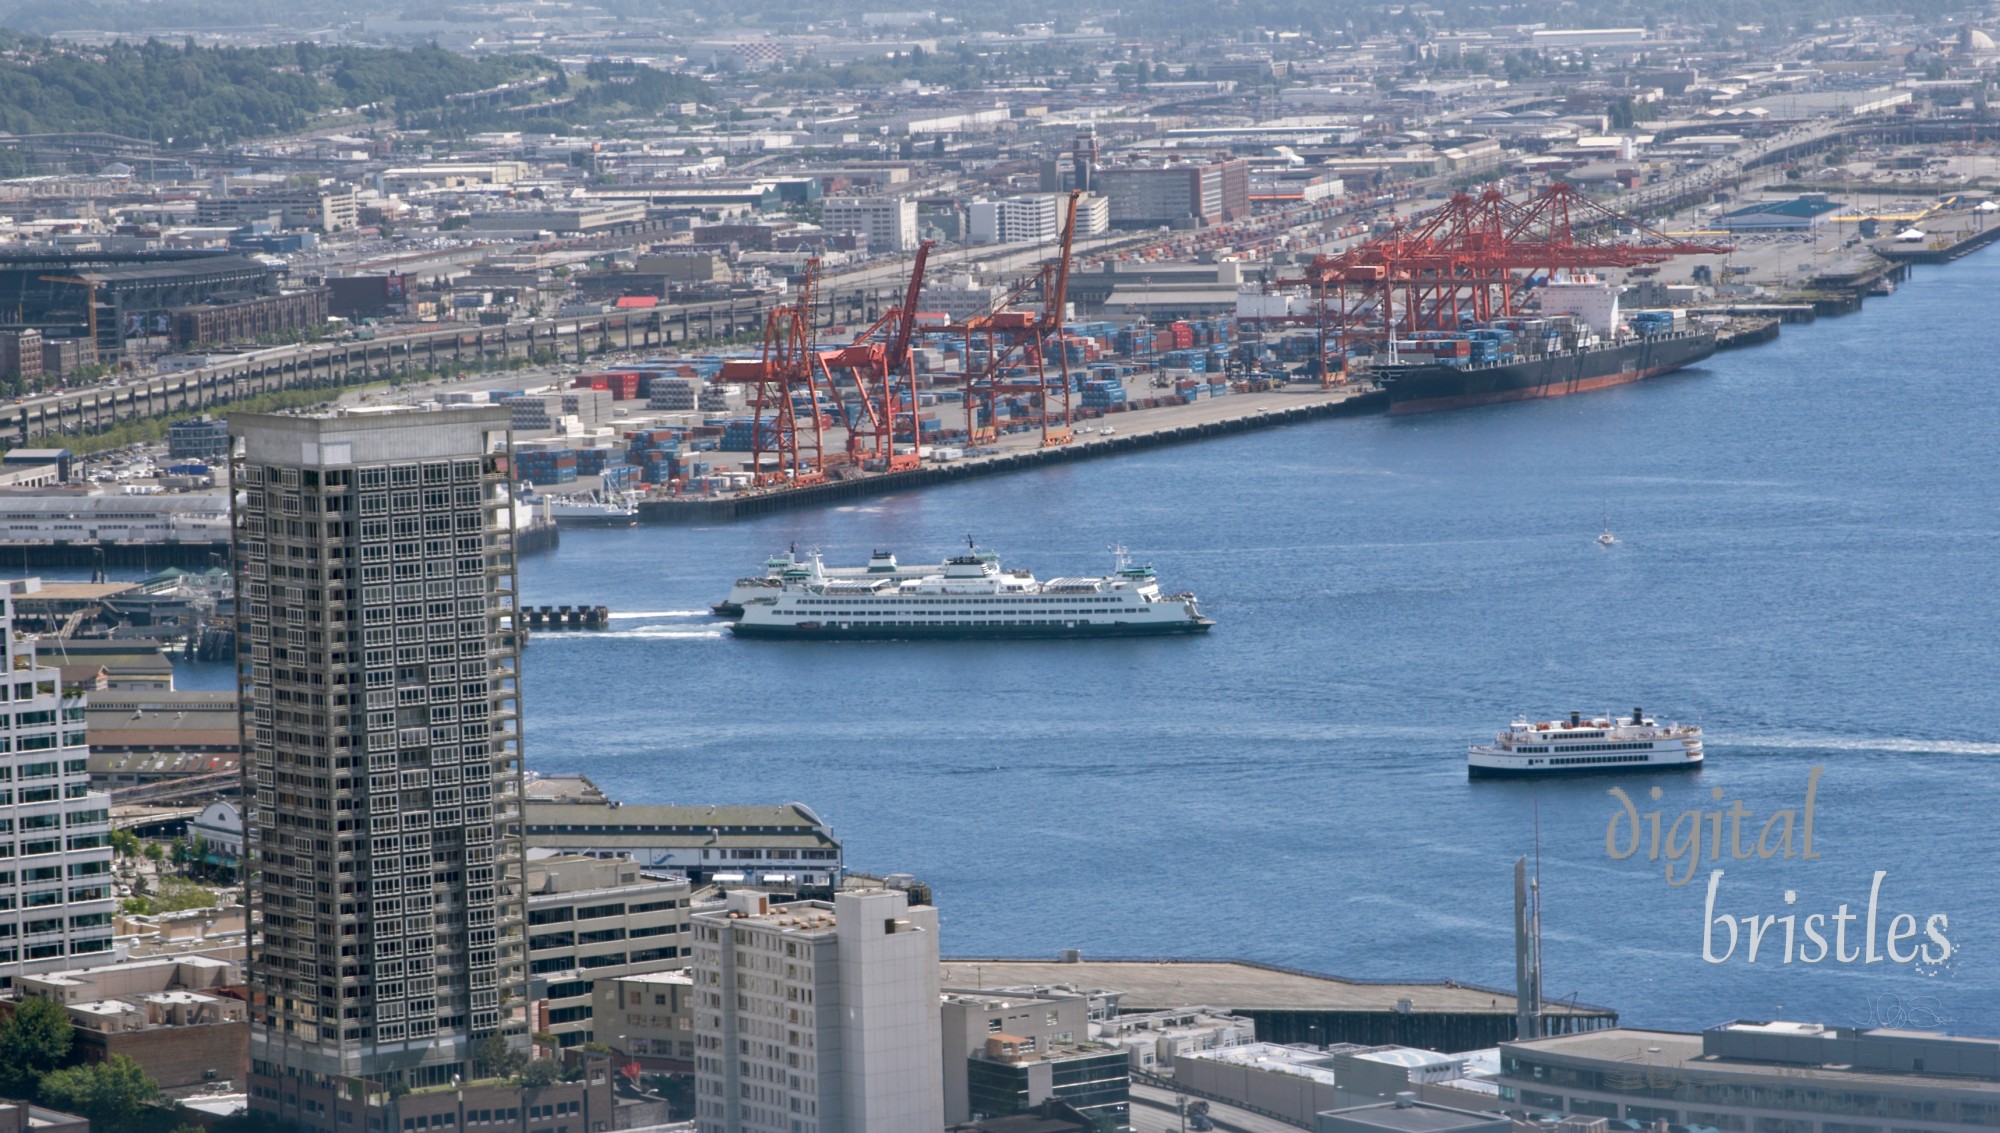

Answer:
[1500,1021,2000,1133]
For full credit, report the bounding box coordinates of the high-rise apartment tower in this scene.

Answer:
[232,408,527,1112]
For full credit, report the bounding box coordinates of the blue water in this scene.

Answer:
[194,254,2000,1035]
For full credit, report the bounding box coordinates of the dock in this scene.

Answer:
[940,957,1617,1051]
[641,385,1388,524]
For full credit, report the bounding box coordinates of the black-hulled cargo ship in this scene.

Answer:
[1379,328,1717,415]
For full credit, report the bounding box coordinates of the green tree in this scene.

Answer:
[142,842,165,864]
[38,1056,158,1124]
[110,829,139,856]
[519,1060,560,1089]
[474,1035,526,1081]
[0,997,73,1095]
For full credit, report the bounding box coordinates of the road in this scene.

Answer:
[1129,1082,1306,1133]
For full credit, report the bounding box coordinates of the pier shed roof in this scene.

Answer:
[939,958,1613,1019]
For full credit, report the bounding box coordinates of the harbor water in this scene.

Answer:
[189,250,2000,1033]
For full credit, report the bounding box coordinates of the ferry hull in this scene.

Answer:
[731,619,1213,640]
[711,602,745,619]
[1467,757,1702,780]
[1384,332,1717,416]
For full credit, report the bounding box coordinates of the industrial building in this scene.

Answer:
[1499,1021,2000,1132]
[691,887,944,1133]
[232,407,529,1113]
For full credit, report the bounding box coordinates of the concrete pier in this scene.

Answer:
[641,385,1389,524]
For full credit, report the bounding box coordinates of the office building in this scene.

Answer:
[524,854,691,1047]
[231,407,528,1114]
[0,578,115,984]
[1500,1021,2000,1132]
[968,196,1063,245]
[169,415,233,462]
[942,987,1090,1124]
[0,329,44,387]
[964,1036,1130,1129]
[591,970,694,1072]
[691,887,943,1133]
[821,195,919,253]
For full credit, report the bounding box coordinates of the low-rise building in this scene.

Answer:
[0,1102,87,1133]
[1093,1005,1255,1074]
[1175,1043,1342,1126]
[255,1054,615,1133]
[966,1036,1129,1130]
[1316,1096,1508,1133]
[526,855,693,1047]
[0,329,44,387]
[20,955,246,1093]
[167,415,232,462]
[943,987,1091,1124]
[591,970,694,1072]
[1500,1021,2000,1132]
[523,800,843,883]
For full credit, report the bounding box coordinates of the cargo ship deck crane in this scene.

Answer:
[952,190,1081,448]
[1299,184,1733,368]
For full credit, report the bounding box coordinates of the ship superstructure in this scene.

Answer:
[730,547,1212,639]
[1468,709,1703,778]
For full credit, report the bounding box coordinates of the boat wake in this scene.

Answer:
[606,610,711,620]
[1738,733,2000,757]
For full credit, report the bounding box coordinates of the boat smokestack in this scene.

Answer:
[1633,707,1643,725]
[1569,710,1581,727]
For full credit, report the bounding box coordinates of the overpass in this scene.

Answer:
[0,292,826,444]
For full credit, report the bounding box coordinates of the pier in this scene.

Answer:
[641,385,1389,524]
[523,604,611,629]
[941,957,1616,1051]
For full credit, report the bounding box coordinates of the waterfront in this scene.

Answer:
[165,249,1997,1034]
